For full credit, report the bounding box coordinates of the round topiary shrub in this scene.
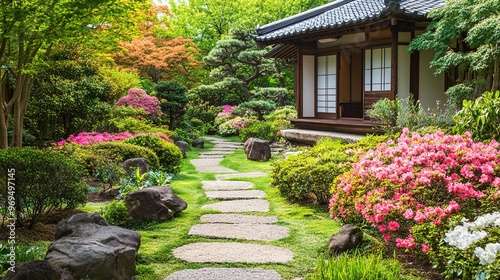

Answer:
[89,142,160,170]
[0,148,88,228]
[125,134,182,174]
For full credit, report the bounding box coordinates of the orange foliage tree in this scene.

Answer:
[114,36,200,83]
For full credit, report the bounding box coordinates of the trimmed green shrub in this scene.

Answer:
[453,91,500,142]
[265,106,297,121]
[102,200,132,227]
[0,148,88,228]
[271,134,396,206]
[271,138,351,205]
[239,121,276,142]
[90,142,160,170]
[54,143,108,174]
[125,134,182,174]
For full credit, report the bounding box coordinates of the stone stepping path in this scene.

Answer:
[200,214,278,224]
[167,137,291,279]
[201,199,270,212]
[164,268,282,280]
[215,172,268,181]
[205,190,266,200]
[201,181,254,191]
[173,242,293,264]
[188,223,289,241]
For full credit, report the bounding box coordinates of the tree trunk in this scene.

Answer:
[492,56,500,93]
[0,72,12,149]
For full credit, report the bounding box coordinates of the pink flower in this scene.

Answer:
[421,243,430,253]
[403,208,414,220]
[378,225,387,233]
[414,212,425,223]
[383,233,391,242]
[387,221,400,231]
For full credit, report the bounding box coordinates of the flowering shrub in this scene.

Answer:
[329,129,500,255]
[218,117,257,136]
[115,88,161,118]
[218,105,237,117]
[57,131,171,146]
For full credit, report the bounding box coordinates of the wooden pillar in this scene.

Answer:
[391,20,398,100]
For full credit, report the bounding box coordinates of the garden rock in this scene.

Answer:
[3,260,73,280]
[45,213,141,280]
[122,157,148,176]
[192,139,205,148]
[328,224,363,255]
[125,186,187,221]
[244,138,271,161]
[175,140,190,158]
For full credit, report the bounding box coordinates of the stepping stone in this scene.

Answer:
[164,268,282,280]
[201,199,269,213]
[200,151,234,156]
[199,155,225,159]
[202,181,254,191]
[196,166,239,173]
[200,214,278,224]
[173,242,293,264]
[216,172,268,180]
[191,158,223,167]
[205,190,266,200]
[188,224,289,241]
[211,147,239,151]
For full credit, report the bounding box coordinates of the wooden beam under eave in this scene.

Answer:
[391,22,398,100]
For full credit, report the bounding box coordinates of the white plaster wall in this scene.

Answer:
[397,45,411,100]
[302,55,315,117]
[419,50,446,108]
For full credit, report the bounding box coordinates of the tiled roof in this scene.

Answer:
[255,0,444,42]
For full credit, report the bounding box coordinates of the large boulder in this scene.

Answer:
[175,140,190,158]
[3,260,73,280]
[328,224,363,255]
[191,139,205,149]
[122,157,148,176]
[244,138,271,161]
[125,186,187,222]
[45,213,141,280]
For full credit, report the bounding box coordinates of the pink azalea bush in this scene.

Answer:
[115,88,161,118]
[329,128,500,254]
[57,131,171,146]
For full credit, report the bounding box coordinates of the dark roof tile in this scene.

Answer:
[255,0,444,42]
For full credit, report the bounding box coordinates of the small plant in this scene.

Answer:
[95,162,126,191]
[102,200,132,226]
[117,168,149,199]
[307,252,413,280]
[453,91,500,142]
[148,170,172,186]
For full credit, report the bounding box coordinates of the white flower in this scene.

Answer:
[444,225,487,250]
[474,243,500,266]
